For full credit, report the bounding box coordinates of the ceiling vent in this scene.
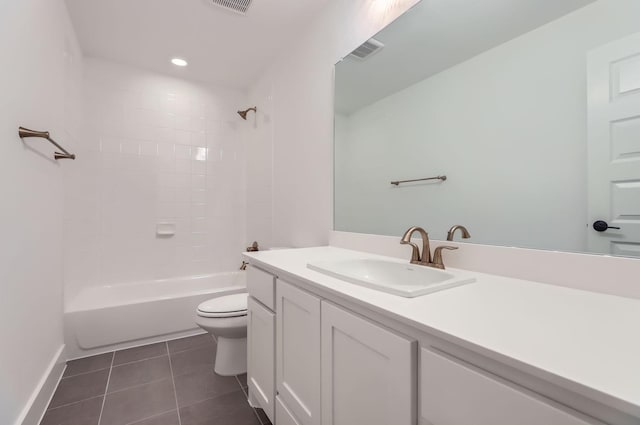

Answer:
[210,0,253,15]
[349,38,385,60]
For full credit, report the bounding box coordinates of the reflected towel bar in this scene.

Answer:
[391,175,447,186]
[18,127,76,160]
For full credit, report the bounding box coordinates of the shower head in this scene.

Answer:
[238,106,257,120]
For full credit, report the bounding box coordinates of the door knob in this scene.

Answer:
[593,220,620,232]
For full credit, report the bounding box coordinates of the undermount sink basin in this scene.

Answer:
[307,259,475,297]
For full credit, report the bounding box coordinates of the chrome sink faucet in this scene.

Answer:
[400,226,458,269]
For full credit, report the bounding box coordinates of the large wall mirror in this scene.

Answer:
[334,0,640,257]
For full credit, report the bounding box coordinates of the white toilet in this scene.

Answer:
[195,292,249,376]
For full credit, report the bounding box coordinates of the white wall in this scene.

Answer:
[246,79,275,249]
[248,0,421,248]
[0,0,83,424]
[64,58,248,301]
[335,0,640,253]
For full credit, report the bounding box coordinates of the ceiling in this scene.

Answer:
[335,0,597,114]
[64,0,330,88]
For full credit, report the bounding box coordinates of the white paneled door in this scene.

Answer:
[588,32,640,257]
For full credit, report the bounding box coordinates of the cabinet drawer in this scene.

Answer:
[247,265,275,310]
[276,396,303,425]
[420,348,599,425]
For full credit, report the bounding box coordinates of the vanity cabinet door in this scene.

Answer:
[321,301,417,425]
[247,296,275,422]
[276,279,321,425]
[420,348,600,425]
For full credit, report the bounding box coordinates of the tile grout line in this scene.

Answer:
[96,351,115,425]
[44,394,106,411]
[175,386,251,411]
[112,352,169,368]
[121,408,177,425]
[167,341,216,356]
[62,366,112,379]
[105,376,172,396]
[166,341,183,425]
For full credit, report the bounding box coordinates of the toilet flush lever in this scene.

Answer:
[593,220,621,232]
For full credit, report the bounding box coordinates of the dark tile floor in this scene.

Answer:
[41,334,272,425]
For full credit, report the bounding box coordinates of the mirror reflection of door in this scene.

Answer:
[588,31,640,256]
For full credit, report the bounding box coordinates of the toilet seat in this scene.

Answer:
[197,293,248,318]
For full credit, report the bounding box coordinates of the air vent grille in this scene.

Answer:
[349,38,385,60]
[210,0,253,15]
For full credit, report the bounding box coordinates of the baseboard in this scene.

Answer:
[14,344,66,425]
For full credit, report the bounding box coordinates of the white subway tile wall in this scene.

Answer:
[63,59,247,301]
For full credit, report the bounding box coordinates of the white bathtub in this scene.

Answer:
[65,272,246,355]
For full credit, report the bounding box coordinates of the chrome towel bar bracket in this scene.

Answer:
[391,175,446,186]
[18,127,76,160]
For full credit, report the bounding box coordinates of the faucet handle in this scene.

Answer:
[432,246,458,269]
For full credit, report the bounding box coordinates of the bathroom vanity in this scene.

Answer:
[243,247,640,425]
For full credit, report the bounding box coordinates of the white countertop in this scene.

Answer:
[243,246,640,416]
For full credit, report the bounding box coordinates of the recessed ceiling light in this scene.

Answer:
[171,58,188,67]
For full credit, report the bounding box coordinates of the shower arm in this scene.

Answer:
[18,127,76,160]
[237,107,257,120]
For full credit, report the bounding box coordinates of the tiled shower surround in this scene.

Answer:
[41,334,270,425]
[63,58,248,301]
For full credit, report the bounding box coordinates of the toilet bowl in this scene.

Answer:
[195,292,248,376]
